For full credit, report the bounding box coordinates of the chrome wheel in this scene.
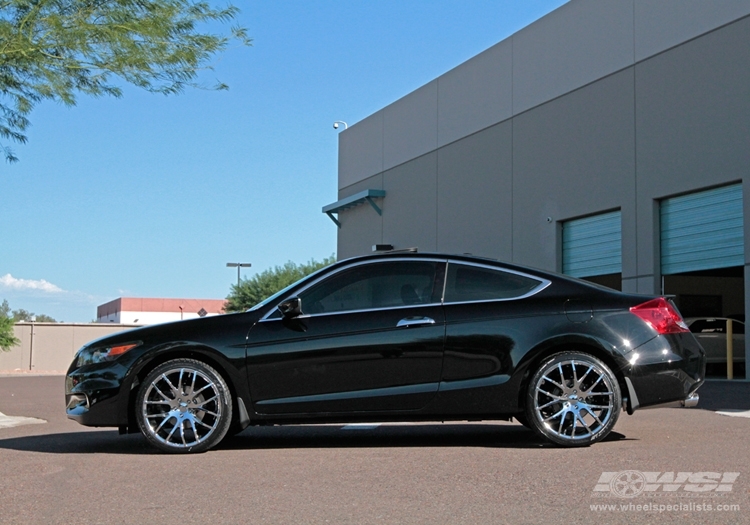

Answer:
[136,359,232,453]
[526,352,621,446]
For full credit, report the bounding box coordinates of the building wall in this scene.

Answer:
[335,0,750,284]
[333,0,750,364]
[0,324,139,372]
[98,310,221,325]
[337,0,750,196]
[97,297,226,325]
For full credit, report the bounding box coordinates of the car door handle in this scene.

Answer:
[397,316,436,328]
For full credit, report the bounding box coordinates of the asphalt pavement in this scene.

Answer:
[0,376,748,525]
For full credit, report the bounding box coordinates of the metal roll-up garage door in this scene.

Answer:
[660,184,744,275]
[562,211,622,278]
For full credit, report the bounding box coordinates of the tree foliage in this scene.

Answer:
[224,256,336,313]
[10,308,56,322]
[0,315,18,351]
[0,299,20,351]
[1,299,56,323]
[0,0,251,161]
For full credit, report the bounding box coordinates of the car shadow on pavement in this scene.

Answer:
[0,430,160,455]
[0,424,631,454]
[217,423,631,452]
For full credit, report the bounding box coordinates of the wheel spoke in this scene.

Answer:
[583,374,604,394]
[189,371,197,396]
[152,384,171,402]
[194,394,218,409]
[538,398,564,410]
[162,374,179,396]
[544,407,566,422]
[178,369,187,395]
[575,413,591,435]
[195,419,214,430]
[584,407,604,427]
[193,384,212,396]
[536,385,564,400]
[166,419,180,442]
[577,365,593,387]
[541,375,564,390]
[155,414,173,432]
[557,363,566,386]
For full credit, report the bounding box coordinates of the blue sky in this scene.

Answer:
[1,0,567,322]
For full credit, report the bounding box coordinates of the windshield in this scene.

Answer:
[246,265,332,312]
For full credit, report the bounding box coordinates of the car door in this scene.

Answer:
[437,261,551,410]
[246,259,446,414]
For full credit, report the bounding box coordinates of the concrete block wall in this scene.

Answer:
[0,324,139,372]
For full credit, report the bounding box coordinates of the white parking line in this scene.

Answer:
[0,411,47,429]
[716,410,750,419]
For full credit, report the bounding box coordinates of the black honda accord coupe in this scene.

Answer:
[65,252,705,453]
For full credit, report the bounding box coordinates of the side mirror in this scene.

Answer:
[277,297,303,319]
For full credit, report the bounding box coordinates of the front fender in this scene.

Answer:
[119,342,250,426]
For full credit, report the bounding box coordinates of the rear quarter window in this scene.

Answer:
[444,263,544,303]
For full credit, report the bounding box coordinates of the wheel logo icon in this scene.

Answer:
[610,470,646,498]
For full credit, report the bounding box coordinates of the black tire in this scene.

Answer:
[514,413,531,429]
[135,358,233,453]
[525,352,621,447]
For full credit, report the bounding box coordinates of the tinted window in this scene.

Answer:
[300,261,438,315]
[444,263,542,303]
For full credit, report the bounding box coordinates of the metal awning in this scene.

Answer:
[322,189,385,228]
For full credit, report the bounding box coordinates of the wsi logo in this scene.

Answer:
[593,471,740,498]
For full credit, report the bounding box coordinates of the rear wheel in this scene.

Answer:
[525,352,621,447]
[136,359,232,453]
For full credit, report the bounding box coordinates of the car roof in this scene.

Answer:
[335,251,569,282]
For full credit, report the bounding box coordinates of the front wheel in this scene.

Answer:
[136,359,233,453]
[525,352,621,447]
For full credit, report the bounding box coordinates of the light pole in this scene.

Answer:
[226,262,252,288]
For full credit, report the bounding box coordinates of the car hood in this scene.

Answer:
[81,310,262,350]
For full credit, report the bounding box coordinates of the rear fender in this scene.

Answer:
[513,334,630,414]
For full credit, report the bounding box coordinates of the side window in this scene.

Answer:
[300,261,438,315]
[444,263,543,303]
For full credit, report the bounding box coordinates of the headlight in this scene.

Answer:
[76,341,142,367]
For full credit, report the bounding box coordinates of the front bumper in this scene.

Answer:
[65,365,130,427]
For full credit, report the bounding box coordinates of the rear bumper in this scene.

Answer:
[681,392,700,407]
[623,332,705,414]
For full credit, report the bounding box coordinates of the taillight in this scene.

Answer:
[630,298,689,334]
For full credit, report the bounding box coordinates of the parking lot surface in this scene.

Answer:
[0,376,748,524]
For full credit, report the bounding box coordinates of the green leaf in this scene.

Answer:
[0,0,252,162]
